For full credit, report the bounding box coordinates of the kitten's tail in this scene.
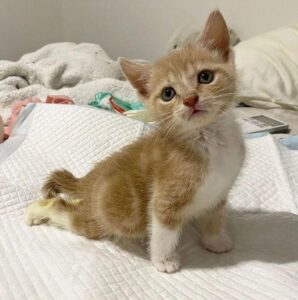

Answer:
[42,169,80,200]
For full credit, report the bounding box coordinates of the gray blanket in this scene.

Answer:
[0,42,137,122]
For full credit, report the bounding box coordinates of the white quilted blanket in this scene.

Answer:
[0,105,297,300]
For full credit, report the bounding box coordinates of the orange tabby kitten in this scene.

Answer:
[25,11,245,273]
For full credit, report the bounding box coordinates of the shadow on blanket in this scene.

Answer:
[115,209,298,268]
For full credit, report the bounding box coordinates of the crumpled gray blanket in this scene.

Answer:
[0,42,137,122]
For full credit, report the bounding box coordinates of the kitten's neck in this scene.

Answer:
[159,111,234,151]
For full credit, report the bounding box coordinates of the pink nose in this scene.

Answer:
[183,95,198,107]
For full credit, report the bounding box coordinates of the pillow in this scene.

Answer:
[234,24,298,110]
[166,25,240,52]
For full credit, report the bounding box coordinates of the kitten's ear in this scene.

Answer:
[119,58,152,97]
[198,10,230,59]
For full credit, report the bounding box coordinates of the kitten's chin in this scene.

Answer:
[179,110,216,130]
[183,105,231,129]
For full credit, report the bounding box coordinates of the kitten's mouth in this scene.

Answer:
[188,108,207,119]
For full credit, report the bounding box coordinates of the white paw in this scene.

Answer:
[151,256,180,273]
[202,231,233,253]
[24,202,49,226]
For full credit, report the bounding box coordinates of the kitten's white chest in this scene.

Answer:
[183,116,244,218]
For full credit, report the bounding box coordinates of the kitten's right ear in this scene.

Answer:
[119,58,152,97]
[198,10,230,59]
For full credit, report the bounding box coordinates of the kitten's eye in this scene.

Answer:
[173,44,178,49]
[161,87,176,102]
[198,70,214,84]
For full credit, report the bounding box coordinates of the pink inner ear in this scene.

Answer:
[120,59,151,97]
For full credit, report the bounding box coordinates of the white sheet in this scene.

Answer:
[0,105,297,300]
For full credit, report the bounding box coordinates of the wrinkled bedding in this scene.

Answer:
[0,43,137,123]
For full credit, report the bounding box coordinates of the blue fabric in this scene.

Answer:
[279,135,298,150]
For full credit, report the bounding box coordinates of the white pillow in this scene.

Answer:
[234,24,298,110]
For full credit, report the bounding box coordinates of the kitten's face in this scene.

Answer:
[147,47,235,129]
[120,10,236,130]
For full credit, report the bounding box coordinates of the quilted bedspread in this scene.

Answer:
[0,104,297,300]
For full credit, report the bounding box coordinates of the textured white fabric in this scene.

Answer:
[0,42,138,123]
[0,105,297,300]
[235,24,298,110]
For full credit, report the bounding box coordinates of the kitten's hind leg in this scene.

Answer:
[25,198,79,230]
[199,200,233,253]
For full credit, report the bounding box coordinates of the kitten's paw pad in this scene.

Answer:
[202,231,233,253]
[24,201,50,226]
[152,257,180,273]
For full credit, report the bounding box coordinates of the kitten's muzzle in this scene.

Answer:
[183,95,199,108]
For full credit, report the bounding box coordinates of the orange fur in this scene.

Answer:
[25,11,244,273]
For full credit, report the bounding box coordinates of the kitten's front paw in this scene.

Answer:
[201,231,233,253]
[151,256,180,273]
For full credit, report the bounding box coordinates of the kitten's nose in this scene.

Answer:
[183,95,198,108]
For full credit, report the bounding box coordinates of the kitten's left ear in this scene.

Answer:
[198,10,230,59]
[119,58,152,97]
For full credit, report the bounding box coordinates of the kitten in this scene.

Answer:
[25,11,245,273]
